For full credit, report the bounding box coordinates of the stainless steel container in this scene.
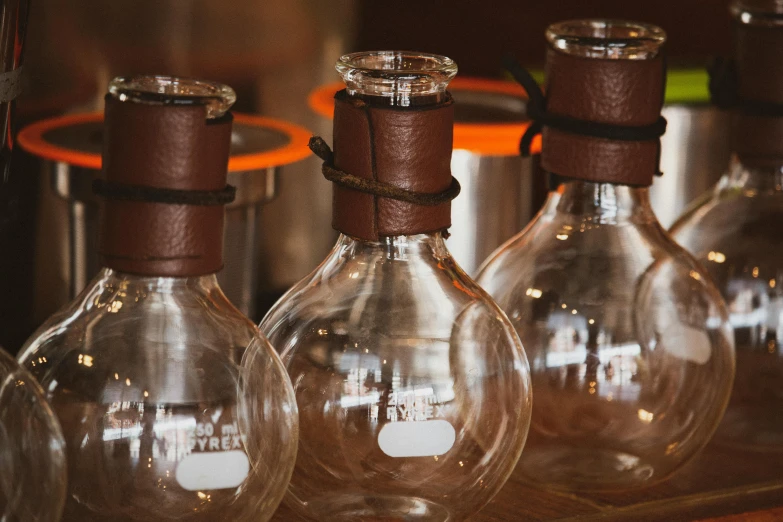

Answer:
[308,77,542,276]
[651,69,733,228]
[19,0,358,318]
[19,112,310,322]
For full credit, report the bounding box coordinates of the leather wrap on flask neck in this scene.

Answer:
[734,19,783,166]
[331,90,454,240]
[99,95,233,276]
[541,48,666,186]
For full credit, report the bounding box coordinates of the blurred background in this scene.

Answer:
[0,0,734,351]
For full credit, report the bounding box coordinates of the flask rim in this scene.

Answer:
[108,75,236,119]
[546,19,666,60]
[336,51,457,77]
[731,0,783,26]
[335,51,458,106]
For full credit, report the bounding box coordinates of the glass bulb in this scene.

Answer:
[672,163,783,449]
[19,270,297,521]
[18,76,298,521]
[0,348,66,521]
[670,0,783,452]
[259,52,532,521]
[479,182,735,490]
[477,21,735,491]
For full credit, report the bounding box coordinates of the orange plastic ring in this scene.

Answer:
[307,77,540,156]
[18,112,103,170]
[230,113,312,171]
[18,112,313,171]
[307,81,344,120]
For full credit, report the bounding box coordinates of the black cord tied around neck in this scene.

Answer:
[308,136,461,206]
[501,55,668,158]
[708,56,783,117]
[93,179,236,206]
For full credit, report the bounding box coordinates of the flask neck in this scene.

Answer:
[541,19,667,187]
[335,232,449,261]
[330,51,456,241]
[92,267,224,296]
[99,93,232,277]
[544,180,657,225]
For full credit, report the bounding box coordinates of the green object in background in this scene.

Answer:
[665,68,710,105]
[507,67,711,105]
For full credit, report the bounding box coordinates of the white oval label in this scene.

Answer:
[664,324,712,365]
[377,419,456,458]
[175,450,249,491]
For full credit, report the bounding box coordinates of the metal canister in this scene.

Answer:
[652,68,733,228]
[308,77,541,276]
[18,112,310,322]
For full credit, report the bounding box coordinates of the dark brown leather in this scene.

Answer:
[734,21,783,166]
[541,48,666,186]
[99,95,232,276]
[331,94,454,240]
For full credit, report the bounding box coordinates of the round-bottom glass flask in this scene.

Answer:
[479,183,735,491]
[260,51,532,521]
[670,0,783,452]
[477,20,736,492]
[672,164,783,450]
[18,76,298,521]
[0,348,67,521]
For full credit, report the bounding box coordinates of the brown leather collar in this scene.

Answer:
[331,92,455,240]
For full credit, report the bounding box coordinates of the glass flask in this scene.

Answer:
[259,51,532,521]
[477,21,735,492]
[0,347,66,521]
[18,76,298,521]
[670,1,783,451]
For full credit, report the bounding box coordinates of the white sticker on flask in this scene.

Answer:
[663,325,712,365]
[378,419,456,458]
[175,450,249,491]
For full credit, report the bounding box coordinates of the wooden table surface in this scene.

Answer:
[272,441,783,521]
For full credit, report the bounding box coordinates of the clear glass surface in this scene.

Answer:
[258,51,531,521]
[671,162,783,450]
[336,50,457,106]
[0,348,66,521]
[19,269,298,521]
[478,183,735,491]
[731,0,783,27]
[261,234,531,521]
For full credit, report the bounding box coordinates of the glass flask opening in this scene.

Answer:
[336,51,457,106]
[546,19,666,60]
[108,75,236,118]
[731,0,783,26]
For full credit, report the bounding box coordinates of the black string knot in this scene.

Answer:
[308,136,461,206]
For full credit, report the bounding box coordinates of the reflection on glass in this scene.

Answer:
[19,270,298,521]
[478,182,735,491]
[262,233,532,521]
[672,162,783,449]
[0,348,66,521]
